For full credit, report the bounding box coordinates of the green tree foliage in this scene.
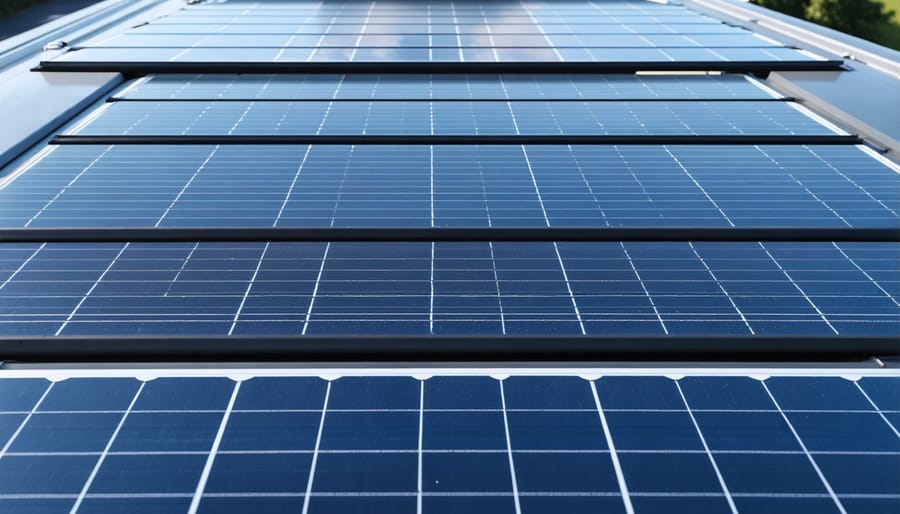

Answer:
[0,0,46,17]
[805,0,895,38]
[752,0,808,18]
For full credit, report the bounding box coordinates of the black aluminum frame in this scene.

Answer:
[1,335,896,362]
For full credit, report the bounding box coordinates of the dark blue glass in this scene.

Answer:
[604,411,702,451]
[423,411,507,450]
[0,455,95,494]
[111,411,223,451]
[328,377,420,409]
[692,411,798,451]
[767,377,875,410]
[678,377,775,410]
[716,453,828,493]
[234,377,328,410]
[519,497,626,514]
[0,379,50,411]
[618,452,722,492]
[78,498,192,514]
[9,412,122,452]
[506,410,606,450]
[423,497,516,514]
[197,497,304,514]
[595,376,684,409]
[502,376,595,409]
[785,411,900,452]
[90,454,207,493]
[38,378,140,411]
[320,411,418,450]
[306,497,416,514]
[514,452,619,492]
[424,376,501,409]
[134,378,235,411]
[220,411,321,451]
[311,453,416,492]
[857,377,900,410]
[422,452,511,492]
[205,453,312,493]
[815,454,900,494]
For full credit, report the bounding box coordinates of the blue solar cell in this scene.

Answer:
[9,412,121,452]
[233,377,327,410]
[37,378,140,411]
[618,452,723,492]
[205,453,312,494]
[77,497,191,514]
[134,377,234,411]
[424,452,512,492]
[89,454,207,493]
[112,411,222,452]
[0,378,49,411]
[857,377,900,410]
[0,455,96,494]
[313,452,417,492]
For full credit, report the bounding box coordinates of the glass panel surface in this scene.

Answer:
[0,373,896,514]
[0,242,896,336]
[3,145,896,229]
[119,74,781,101]
[70,100,834,136]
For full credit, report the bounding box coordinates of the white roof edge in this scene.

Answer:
[684,0,900,80]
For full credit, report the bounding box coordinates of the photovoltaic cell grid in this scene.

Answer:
[3,145,898,229]
[117,74,784,101]
[0,242,896,337]
[44,0,829,65]
[71,100,833,136]
[0,374,897,514]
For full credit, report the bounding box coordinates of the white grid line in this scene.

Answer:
[590,381,634,514]
[70,382,145,514]
[498,381,523,514]
[301,381,332,514]
[674,381,738,514]
[187,381,241,514]
[760,381,848,514]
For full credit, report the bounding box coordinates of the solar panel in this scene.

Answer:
[3,145,895,229]
[47,46,825,66]
[118,74,784,101]
[0,372,897,513]
[40,0,836,71]
[0,241,896,336]
[70,100,835,137]
[128,23,752,36]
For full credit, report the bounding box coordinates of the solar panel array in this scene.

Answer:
[0,373,897,513]
[2,0,899,511]
[2,35,899,343]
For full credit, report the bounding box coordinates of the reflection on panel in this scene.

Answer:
[42,0,830,67]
